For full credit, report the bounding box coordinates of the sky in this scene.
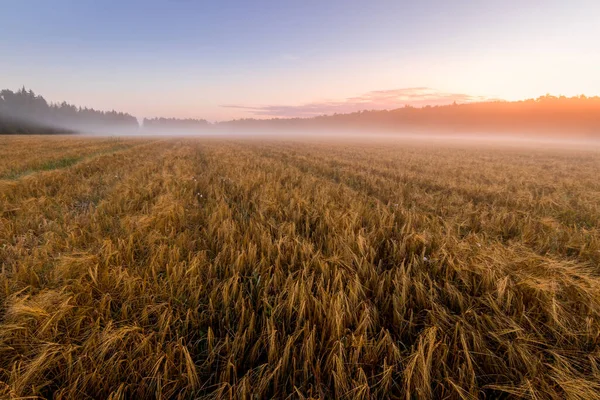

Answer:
[1,0,599,121]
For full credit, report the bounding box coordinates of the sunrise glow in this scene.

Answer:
[2,0,599,121]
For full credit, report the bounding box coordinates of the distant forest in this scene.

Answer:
[217,95,600,137]
[1,87,599,136]
[0,87,138,134]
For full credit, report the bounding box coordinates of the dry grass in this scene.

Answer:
[1,135,600,399]
[0,136,146,179]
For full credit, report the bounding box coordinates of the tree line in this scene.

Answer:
[0,87,138,134]
[216,95,600,137]
[1,87,599,136]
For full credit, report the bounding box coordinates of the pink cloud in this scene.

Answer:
[221,88,494,118]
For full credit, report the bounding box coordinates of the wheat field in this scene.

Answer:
[1,135,600,399]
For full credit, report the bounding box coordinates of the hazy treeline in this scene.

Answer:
[217,95,600,136]
[0,87,138,134]
[1,86,599,137]
[144,95,600,137]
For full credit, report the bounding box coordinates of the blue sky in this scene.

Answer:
[1,0,599,120]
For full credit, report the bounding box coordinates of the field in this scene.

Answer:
[1,135,600,399]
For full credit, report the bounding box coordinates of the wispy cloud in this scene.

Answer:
[222,88,494,118]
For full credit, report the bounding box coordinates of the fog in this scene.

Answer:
[58,123,600,155]
[3,88,599,151]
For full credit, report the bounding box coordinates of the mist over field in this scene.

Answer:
[3,87,600,141]
[3,0,600,398]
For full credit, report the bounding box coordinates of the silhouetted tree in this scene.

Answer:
[0,87,139,134]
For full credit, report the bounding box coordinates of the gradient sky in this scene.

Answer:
[2,0,599,121]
